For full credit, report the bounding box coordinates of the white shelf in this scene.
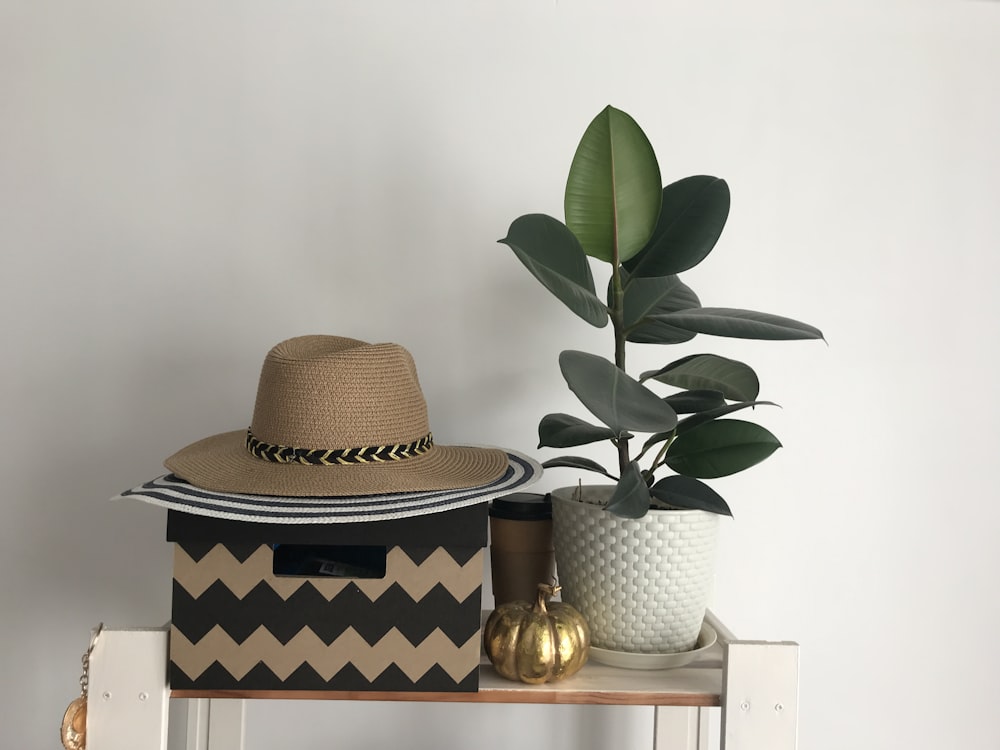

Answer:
[88,610,798,750]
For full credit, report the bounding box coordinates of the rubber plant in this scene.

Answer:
[499,105,824,519]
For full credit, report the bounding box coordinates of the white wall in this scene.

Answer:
[3,1,999,748]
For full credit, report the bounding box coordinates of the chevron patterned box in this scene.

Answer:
[166,504,487,693]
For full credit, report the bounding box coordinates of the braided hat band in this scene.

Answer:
[246,429,434,465]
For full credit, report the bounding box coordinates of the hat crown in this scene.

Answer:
[250,335,430,451]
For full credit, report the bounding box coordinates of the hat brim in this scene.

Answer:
[114,450,542,523]
[164,430,511,498]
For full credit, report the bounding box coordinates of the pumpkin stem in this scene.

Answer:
[535,582,561,615]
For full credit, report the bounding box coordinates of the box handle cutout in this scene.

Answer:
[272,544,387,579]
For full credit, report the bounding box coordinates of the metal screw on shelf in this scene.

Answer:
[739,701,750,712]
[102,691,112,701]
[775,703,784,713]
[138,692,149,702]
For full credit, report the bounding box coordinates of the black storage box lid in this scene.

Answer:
[166,502,488,548]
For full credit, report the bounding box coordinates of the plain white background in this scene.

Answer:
[3,1,999,748]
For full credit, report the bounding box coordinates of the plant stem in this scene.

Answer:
[648,433,676,475]
[609,256,631,476]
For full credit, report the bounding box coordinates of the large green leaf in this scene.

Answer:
[643,354,760,402]
[664,389,727,414]
[564,106,662,264]
[538,413,622,448]
[640,402,778,453]
[676,400,778,435]
[541,455,617,481]
[620,273,699,327]
[626,319,696,345]
[606,462,652,518]
[624,176,731,278]
[559,350,678,434]
[655,308,825,341]
[649,475,733,516]
[620,273,700,344]
[499,213,608,327]
[665,419,781,478]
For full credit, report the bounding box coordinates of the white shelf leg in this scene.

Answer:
[653,706,710,750]
[87,627,170,750]
[179,698,246,750]
[179,699,208,750]
[206,699,246,750]
[720,641,799,750]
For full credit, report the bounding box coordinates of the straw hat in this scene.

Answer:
[115,335,540,521]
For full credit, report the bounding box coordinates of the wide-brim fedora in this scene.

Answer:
[120,335,539,517]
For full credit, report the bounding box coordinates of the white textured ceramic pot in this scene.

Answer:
[551,485,719,654]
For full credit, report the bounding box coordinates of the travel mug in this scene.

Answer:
[489,492,555,606]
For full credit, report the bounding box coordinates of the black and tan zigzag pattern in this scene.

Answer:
[246,430,433,465]
[173,544,483,603]
[171,659,479,692]
[171,579,482,648]
[170,625,481,685]
[170,542,483,692]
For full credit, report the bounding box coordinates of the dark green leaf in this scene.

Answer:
[624,176,731,278]
[619,273,700,345]
[626,318,697,345]
[499,213,609,328]
[621,274,700,328]
[541,456,617,481]
[665,419,781,478]
[655,308,825,341]
[601,273,698,345]
[676,401,778,435]
[642,354,760,401]
[649,475,733,516]
[538,413,622,448]
[606,462,652,518]
[564,106,662,263]
[560,350,678,434]
[664,389,727,414]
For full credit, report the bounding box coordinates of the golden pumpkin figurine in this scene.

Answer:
[484,582,590,684]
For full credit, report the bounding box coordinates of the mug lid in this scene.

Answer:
[489,492,552,520]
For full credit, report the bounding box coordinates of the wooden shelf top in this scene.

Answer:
[171,642,723,707]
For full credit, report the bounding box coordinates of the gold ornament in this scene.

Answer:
[61,697,87,750]
[61,624,102,750]
[484,582,590,684]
